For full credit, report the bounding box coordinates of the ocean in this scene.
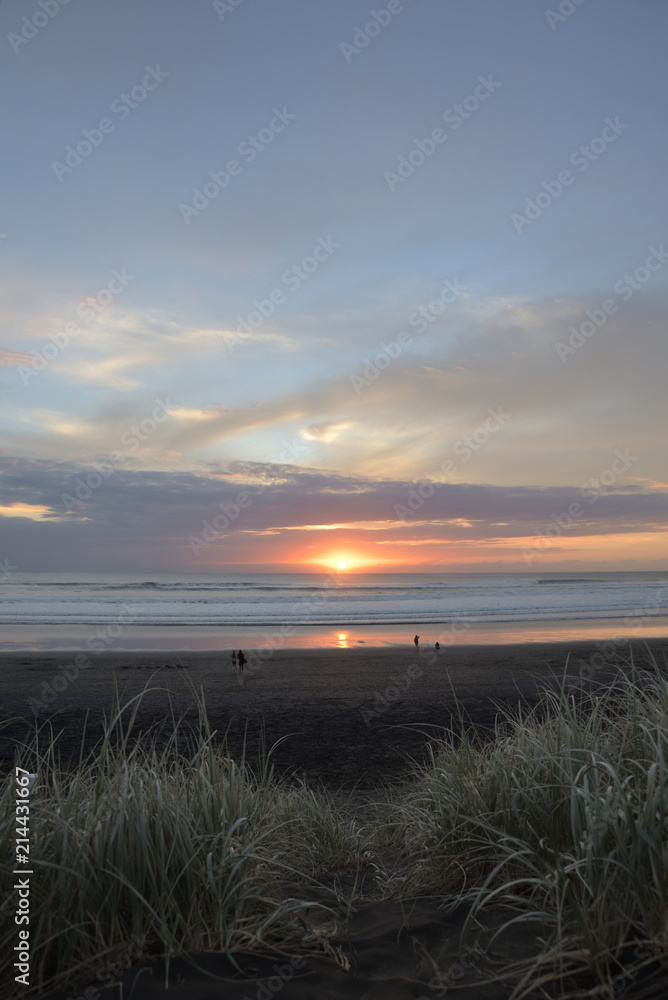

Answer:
[1,570,667,650]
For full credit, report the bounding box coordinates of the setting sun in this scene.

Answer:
[304,551,400,573]
[323,553,369,572]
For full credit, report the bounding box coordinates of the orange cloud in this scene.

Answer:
[0,350,33,367]
[0,503,67,521]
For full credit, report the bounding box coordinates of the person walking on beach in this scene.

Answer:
[414,634,420,649]
[238,649,247,673]
[435,642,440,651]
[231,650,238,674]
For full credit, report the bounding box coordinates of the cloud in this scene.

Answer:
[1,455,666,571]
[299,421,354,443]
[2,283,667,500]
[152,287,668,486]
[0,502,66,521]
[0,350,34,368]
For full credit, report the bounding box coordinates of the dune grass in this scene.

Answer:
[0,686,359,996]
[2,661,668,997]
[377,661,668,994]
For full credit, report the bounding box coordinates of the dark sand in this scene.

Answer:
[3,639,668,785]
[39,900,556,1000]
[6,640,668,999]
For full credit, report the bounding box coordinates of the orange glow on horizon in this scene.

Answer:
[307,550,403,573]
[189,525,668,573]
[310,551,363,572]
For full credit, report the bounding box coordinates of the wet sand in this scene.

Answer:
[3,638,667,785]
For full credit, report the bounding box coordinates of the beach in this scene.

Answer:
[4,638,668,785]
[6,637,668,1000]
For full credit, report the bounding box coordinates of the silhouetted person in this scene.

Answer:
[231,650,238,674]
[435,642,440,650]
[238,649,247,673]
[414,634,420,649]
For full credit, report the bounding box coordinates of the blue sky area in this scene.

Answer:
[1,0,667,571]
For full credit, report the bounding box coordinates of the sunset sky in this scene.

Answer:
[1,0,667,572]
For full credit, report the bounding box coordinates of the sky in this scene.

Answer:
[1,0,667,573]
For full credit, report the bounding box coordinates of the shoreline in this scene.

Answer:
[4,638,668,786]
[2,614,668,651]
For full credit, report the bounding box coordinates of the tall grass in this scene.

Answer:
[382,662,668,993]
[3,662,668,998]
[0,687,360,996]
